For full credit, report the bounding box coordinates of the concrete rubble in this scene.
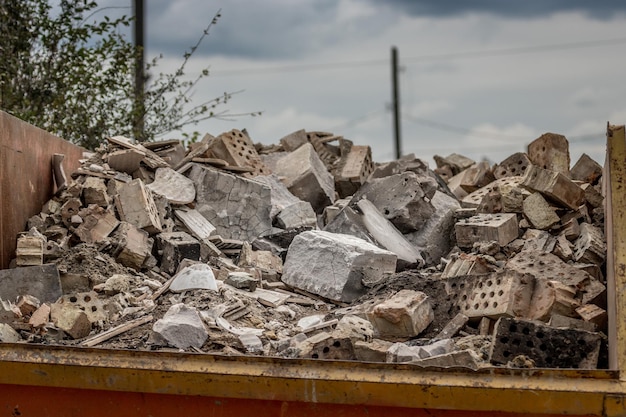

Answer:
[0,128,609,370]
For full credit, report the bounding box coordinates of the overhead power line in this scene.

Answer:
[210,36,626,77]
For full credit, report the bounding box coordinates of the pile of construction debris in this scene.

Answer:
[0,128,608,370]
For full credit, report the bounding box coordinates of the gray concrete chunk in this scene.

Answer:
[0,264,62,304]
[188,164,272,241]
[273,143,335,213]
[350,172,435,233]
[152,303,208,349]
[282,230,397,303]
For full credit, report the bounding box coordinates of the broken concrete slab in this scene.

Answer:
[404,190,460,266]
[50,303,92,339]
[409,349,482,370]
[350,172,435,233]
[355,198,424,267]
[273,142,335,213]
[169,263,218,293]
[254,174,304,220]
[0,323,21,342]
[0,264,62,304]
[189,164,273,242]
[276,201,317,230]
[367,290,434,341]
[146,167,196,205]
[152,303,208,349]
[282,230,397,303]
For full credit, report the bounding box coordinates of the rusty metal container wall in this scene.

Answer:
[0,111,84,269]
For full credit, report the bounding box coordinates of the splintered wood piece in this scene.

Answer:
[81,315,153,347]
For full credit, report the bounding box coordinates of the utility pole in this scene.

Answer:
[133,0,145,142]
[391,46,401,159]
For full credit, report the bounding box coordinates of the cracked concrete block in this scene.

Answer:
[404,190,460,266]
[152,303,208,349]
[0,264,62,304]
[146,167,196,205]
[367,290,433,341]
[114,178,162,234]
[350,172,435,233]
[574,223,606,265]
[273,143,335,213]
[522,165,583,210]
[489,317,601,368]
[335,145,375,198]
[523,192,560,230]
[356,198,423,267]
[455,213,518,248]
[282,230,397,303]
[323,205,376,245]
[527,133,570,176]
[570,153,602,184]
[170,264,218,293]
[494,152,532,179]
[174,209,217,240]
[189,164,273,242]
[276,201,317,230]
[82,176,110,207]
[158,231,201,276]
[549,314,597,332]
[56,291,108,324]
[112,222,152,271]
[254,174,303,219]
[225,271,258,292]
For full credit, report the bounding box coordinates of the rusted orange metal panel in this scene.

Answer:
[0,384,595,417]
[0,111,84,269]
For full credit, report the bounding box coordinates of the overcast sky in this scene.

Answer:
[114,1,626,167]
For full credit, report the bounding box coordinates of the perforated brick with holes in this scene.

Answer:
[454,213,519,248]
[489,317,602,368]
[494,152,532,179]
[506,250,593,288]
[462,176,524,208]
[453,271,535,320]
[57,291,107,324]
[207,129,270,177]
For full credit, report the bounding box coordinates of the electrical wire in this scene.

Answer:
[210,36,626,77]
